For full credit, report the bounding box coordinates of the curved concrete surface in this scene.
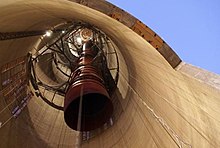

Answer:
[0,0,220,148]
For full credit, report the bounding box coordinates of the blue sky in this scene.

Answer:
[108,0,220,74]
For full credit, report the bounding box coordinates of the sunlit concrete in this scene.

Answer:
[0,0,220,148]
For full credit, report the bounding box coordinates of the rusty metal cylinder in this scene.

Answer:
[64,40,113,131]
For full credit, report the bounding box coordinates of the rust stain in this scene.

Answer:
[109,12,122,21]
[131,21,163,49]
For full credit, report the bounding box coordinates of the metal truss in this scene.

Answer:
[0,30,45,40]
[29,21,119,111]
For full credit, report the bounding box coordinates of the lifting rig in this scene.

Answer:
[29,22,119,132]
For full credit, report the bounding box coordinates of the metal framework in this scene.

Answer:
[0,31,45,40]
[29,22,119,112]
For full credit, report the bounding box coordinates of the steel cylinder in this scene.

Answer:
[64,40,113,131]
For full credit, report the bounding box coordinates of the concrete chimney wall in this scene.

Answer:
[0,1,220,148]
